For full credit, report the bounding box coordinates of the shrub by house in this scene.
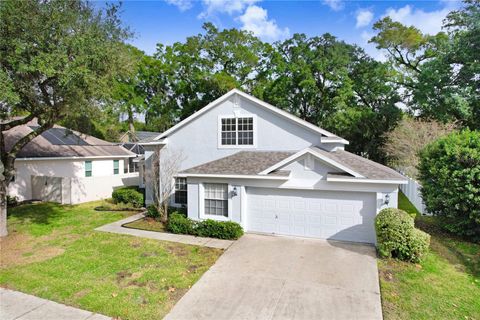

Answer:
[375,208,430,263]
[112,187,144,208]
[418,130,480,241]
[167,213,243,240]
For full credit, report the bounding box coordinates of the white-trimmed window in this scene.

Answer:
[237,117,254,145]
[113,160,119,175]
[221,118,237,145]
[175,177,187,204]
[204,183,228,217]
[219,116,255,147]
[85,161,92,177]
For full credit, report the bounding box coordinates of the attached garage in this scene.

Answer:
[246,187,377,244]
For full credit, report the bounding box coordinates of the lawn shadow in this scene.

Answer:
[7,202,69,226]
[416,216,480,280]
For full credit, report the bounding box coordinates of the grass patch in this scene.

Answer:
[123,218,167,233]
[398,191,420,217]
[94,199,140,212]
[379,192,480,320]
[0,201,222,320]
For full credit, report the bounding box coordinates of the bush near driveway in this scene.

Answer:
[167,213,243,240]
[375,208,430,263]
[418,129,480,241]
[196,219,244,240]
[112,187,144,208]
[378,193,480,320]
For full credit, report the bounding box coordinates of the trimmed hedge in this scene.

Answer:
[418,129,480,240]
[375,208,430,263]
[167,213,243,240]
[196,219,244,240]
[112,187,144,208]
[167,213,196,235]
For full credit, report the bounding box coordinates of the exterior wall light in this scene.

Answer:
[384,194,390,205]
[231,186,238,197]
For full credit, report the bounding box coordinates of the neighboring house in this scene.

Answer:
[120,131,162,189]
[140,89,407,244]
[5,119,139,204]
[119,130,162,143]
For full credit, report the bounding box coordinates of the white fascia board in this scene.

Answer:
[156,92,237,139]
[177,173,290,180]
[233,90,338,138]
[258,148,364,178]
[258,149,311,175]
[308,148,363,178]
[320,137,349,145]
[327,177,408,184]
[156,88,343,140]
[15,155,137,161]
[138,139,167,146]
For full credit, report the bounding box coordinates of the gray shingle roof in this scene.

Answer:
[311,147,406,180]
[4,120,135,158]
[181,151,294,176]
[136,131,161,142]
[181,147,405,181]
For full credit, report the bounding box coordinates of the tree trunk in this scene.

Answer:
[0,181,8,237]
[128,108,135,141]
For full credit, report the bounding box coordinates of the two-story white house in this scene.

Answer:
[140,89,406,244]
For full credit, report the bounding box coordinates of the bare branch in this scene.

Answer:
[383,118,457,178]
[147,147,185,222]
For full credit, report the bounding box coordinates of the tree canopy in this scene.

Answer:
[370,1,479,128]
[0,0,132,236]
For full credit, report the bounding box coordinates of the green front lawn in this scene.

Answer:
[379,192,480,320]
[123,217,167,233]
[0,202,222,320]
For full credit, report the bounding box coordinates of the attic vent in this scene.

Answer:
[305,154,314,171]
[233,94,240,108]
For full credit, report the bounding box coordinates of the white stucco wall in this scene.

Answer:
[141,93,402,220]
[185,173,399,230]
[7,157,138,204]
[162,94,326,172]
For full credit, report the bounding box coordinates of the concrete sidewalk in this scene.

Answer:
[0,288,110,320]
[95,213,234,249]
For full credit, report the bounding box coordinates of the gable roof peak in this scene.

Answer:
[156,89,347,142]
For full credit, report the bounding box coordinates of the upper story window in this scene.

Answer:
[219,116,255,147]
[221,118,237,145]
[85,161,92,177]
[113,160,119,175]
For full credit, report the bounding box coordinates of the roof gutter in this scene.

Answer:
[177,173,290,180]
[138,139,168,146]
[327,177,408,184]
[320,137,349,145]
[15,155,137,161]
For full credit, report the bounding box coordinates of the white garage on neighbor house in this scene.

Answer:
[5,119,140,204]
[140,89,407,244]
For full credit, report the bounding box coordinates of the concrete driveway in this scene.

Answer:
[165,234,382,320]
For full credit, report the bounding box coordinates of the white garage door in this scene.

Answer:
[246,188,377,243]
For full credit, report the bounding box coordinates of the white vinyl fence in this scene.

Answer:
[399,173,428,215]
